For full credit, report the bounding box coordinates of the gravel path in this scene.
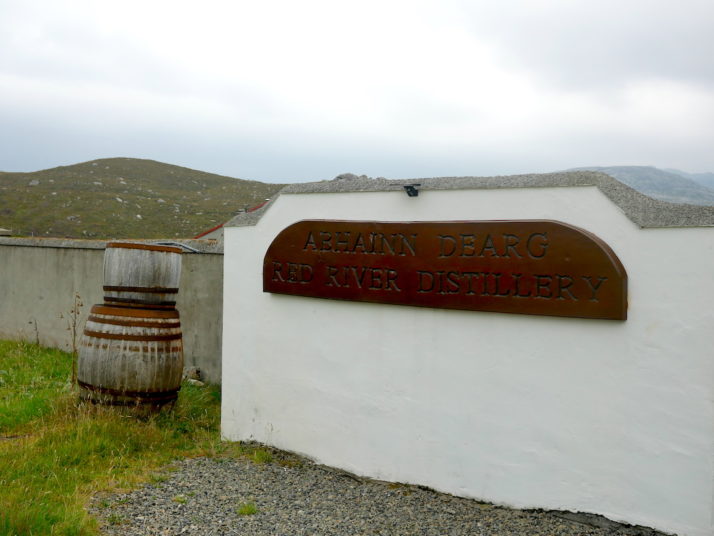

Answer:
[90,449,666,536]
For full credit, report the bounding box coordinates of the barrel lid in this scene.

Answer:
[106,242,182,254]
[90,304,180,319]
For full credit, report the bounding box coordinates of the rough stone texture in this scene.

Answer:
[225,171,714,229]
[90,452,667,536]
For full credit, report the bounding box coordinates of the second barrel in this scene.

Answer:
[103,242,182,309]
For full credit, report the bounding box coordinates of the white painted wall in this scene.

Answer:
[222,186,714,536]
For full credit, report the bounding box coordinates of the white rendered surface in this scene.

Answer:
[222,186,714,536]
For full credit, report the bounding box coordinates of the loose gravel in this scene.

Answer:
[90,448,667,536]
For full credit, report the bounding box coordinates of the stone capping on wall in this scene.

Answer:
[225,171,714,229]
[0,237,223,254]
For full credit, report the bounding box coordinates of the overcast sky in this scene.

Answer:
[1,0,713,182]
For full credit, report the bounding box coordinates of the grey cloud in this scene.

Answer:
[457,1,714,90]
[0,7,186,96]
[1,1,713,180]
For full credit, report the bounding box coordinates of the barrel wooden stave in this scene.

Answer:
[103,242,182,308]
[78,305,184,407]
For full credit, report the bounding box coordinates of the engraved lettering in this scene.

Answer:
[265,221,627,320]
[417,270,435,293]
[381,235,396,256]
[477,235,500,257]
[386,269,401,291]
[438,235,457,258]
[367,233,377,254]
[503,234,522,258]
[446,271,461,294]
[286,263,300,282]
[582,276,608,301]
[334,232,349,253]
[303,231,417,257]
[373,233,385,254]
[319,231,332,251]
[556,275,576,300]
[534,275,553,298]
[352,233,366,254]
[399,233,417,256]
[434,271,446,294]
[526,232,549,258]
[325,265,340,287]
[512,273,531,297]
[480,272,492,296]
[272,262,314,284]
[463,272,480,295]
[340,266,351,288]
[460,234,476,257]
[350,266,369,289]
[272,261,285,282]
[303,232,318,251]
[369,268,383,290]
[300,264,314,284]
[493,273,511,296]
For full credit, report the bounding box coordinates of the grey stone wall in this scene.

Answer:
[0,238,224,384]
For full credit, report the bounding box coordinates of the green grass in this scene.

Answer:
[236,502,258,516]
[0,340,246,536]
[0,341,73,432]
[251,448,273,464]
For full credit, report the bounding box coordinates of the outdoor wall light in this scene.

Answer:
[403,184,421,197]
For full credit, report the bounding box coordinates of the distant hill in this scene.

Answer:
[664,168,714,191]
[569,166,714,205]
[0,158,284,239]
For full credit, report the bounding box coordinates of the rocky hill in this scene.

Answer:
[0,158,284,239]
[665,168,714,191]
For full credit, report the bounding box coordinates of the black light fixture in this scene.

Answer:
[403,184,421,197]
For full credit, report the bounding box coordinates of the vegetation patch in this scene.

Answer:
[251,448,274,465]
[0,341,72,432]
[0,157,284,239]
[0,340,249,536]
[236,502,258,516]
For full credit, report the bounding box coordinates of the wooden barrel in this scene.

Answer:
[77,305,184,407]
[103,242,182,309]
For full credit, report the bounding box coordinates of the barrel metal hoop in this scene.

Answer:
[78,380,179,402]
[83,330,183,342]
[90,305,180,318]
[87,315,181,329]
[103,285,179,294]
[104,297,177,307]
[105,242,182,254]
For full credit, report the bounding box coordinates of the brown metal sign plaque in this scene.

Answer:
[263,220,627,320]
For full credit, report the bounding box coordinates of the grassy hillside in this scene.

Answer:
[0,158,284,239]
